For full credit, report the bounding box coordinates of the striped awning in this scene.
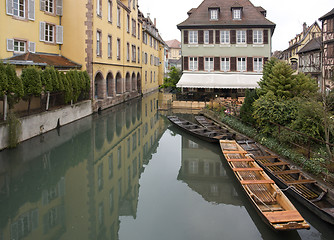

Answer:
[176,73,262,89]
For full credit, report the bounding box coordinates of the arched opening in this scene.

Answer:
[94,72,105,99]
[126,107,131,129]
[106,72,114,97]
[137,73,141,93]
[116,110,123,136]
[107,115,115,143]
[95,120,105,150]
[125,72,131,92]
[116,72,123,94]
[131,72,137,91]
[131,103,136,125]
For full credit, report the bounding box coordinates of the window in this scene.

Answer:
[220,30,230,44]
[253,30,263,44]
[132,19,136,36]
[96,0,102,16]
[117,7,121,27]
[117,147,121,168]
[45,0,54,13]
[254,58,263,72]
[108,0,112,22]
[210,9,218,20]
[233,9,241,20]
[221,58,230,71]
[138,23,140,39]
[96,31,101,56]
[127,14,130,33]
[14,40,26,53]
[189,31,198,44]
[132,45,136,62]
[204,57,214,71]
[237,57,246,71]
[204,31,209,44]
[137,47,140,63]
[45,23,54,43]
[126,42,130,61]
[98,163,103,191]
[189,57,198,71]
[13,0,25,18]
[133,0,136,9]
[150,71,152,83]
[108,35,112,58]
[237,30,246,44]
[117,38,121,60]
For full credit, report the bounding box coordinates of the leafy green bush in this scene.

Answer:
[21,66,42,113]
[0,62,8,98]
[6,64,24,109]
[240,89,258,126]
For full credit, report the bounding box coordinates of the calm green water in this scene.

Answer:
[0,93,333,240]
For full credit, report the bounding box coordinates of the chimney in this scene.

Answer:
[303,22,307,35]
[154,18,156,26]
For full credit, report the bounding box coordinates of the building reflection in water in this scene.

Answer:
[0,92,167,240]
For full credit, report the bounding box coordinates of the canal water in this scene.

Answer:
[0,92,333,240]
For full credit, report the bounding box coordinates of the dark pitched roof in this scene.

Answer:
[166,39,181,49]
[297,37,321,54]
[177,0,275,32]
[319,8,334,21]
[4,52,82,69]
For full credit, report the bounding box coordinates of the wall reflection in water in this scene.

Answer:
[0,92,167,240]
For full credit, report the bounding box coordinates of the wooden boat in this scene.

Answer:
[167,116,234,143]
[238,139,334,225]
[220,140,310,231]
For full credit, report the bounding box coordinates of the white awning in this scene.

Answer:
[176,73,262,89]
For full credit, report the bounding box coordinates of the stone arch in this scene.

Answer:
[131,72,137,91]
[137,72,141,93]
[125,72,131,92]
[115,72,123,94]
[94,72,105,99]
[106,72,114,97]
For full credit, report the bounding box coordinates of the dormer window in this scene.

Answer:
[233,9,241,20]
[210,9,218,20]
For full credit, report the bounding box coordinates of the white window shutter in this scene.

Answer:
[40,22,46,42]
[56,25,63,44]
[29,42,36,53]
[28,0,35,20]
[7,39,14,51]
[6,0,13,15]
[40,0,45,11]
[56,0,63,16]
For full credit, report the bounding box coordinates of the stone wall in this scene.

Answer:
[0,100,92,150]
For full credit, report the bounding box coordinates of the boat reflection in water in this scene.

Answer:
[0,93,166,240]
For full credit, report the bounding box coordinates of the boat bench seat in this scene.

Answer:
[263,210,304,223]
[286,179,317,185]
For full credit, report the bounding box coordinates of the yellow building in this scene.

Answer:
[281,22,321,71]
[1,0,166,112]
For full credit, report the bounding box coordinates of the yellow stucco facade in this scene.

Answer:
[1,0,166,112]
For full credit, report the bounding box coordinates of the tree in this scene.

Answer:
[160,67,181,90]
[40,67,53,93]
[0,62,8,98]
[239,89,258,126]
[6,64,24,109]
[21,66,42,114]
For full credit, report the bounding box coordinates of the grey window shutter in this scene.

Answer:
[40,22,46,41]
[56,25,63,44]
[29,42,36,53]
[56,0,63,16]
[7,39,14,51]
[28,0,35,20]
[40,0,45,11]
[6,0,14,15]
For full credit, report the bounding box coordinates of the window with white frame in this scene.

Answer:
[204,57,214,71]
[221,57,230,71]
[13,40,26,53]
[237,57,246,71]
[254,58,263,72]
[45,0,54,13]
[45,23,54,42]
[117,7,121,27]
[13,0,25,18]
[210,9,218,20]
[233,9,241,20]
[204,31,209,44]
[108,0,112,22]
[108,35,112,58]
[189,57,198,71]
[117,38,120,59]
[96,31,101,56]
[253,30,263,44]
[96,0,102,16]
[220,30,230,44]
[189,31,198,44]
[237,30,246,44]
